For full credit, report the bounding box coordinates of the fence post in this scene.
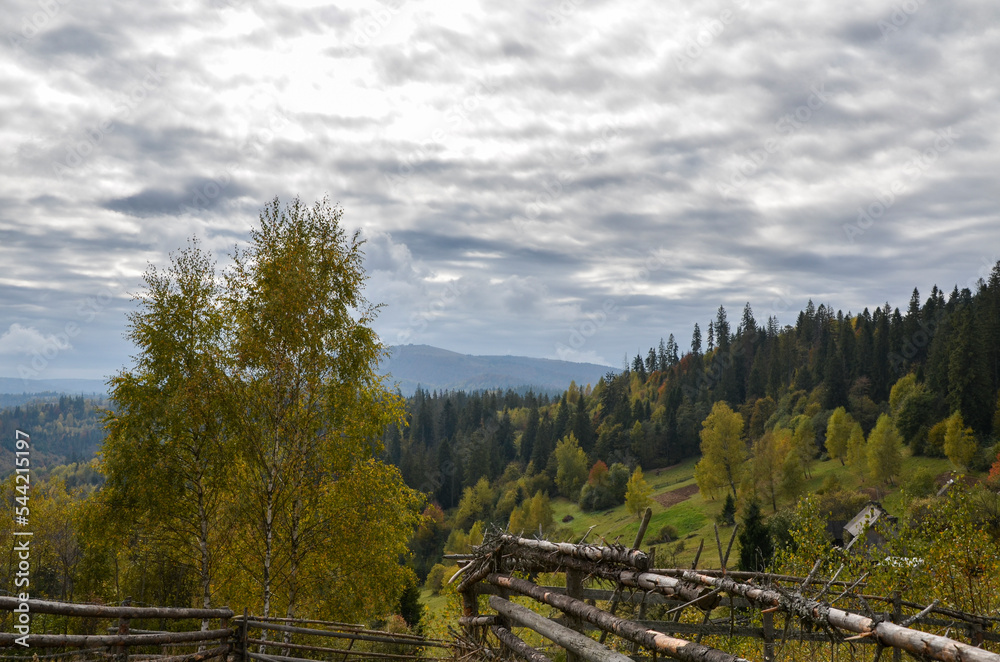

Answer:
[241,609,249,662]
[221,613,230,659]
[462,588,480,641]
[566,568,585,662]
[892,591,902,662]
[762,609,774,662]
[116,597,132,662]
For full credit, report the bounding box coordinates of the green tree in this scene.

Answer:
[625,466,652,517]
[554,432,589,500]
[944,411,977,470]
[825,407,853,465]
[101,240,232,620]
[789,415,815,478]
[223,197,419,622]
[866,414,903,486]
[695,402,746,497]
[737,499,773,572]
[747,428,788,512]
[846,422,867,475]
[508,491,553,536]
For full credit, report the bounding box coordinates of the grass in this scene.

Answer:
[547,451,956,569]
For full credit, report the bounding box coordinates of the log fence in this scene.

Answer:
[1,600,455,662]
[0,597,233,661]
[454,514,1000,662]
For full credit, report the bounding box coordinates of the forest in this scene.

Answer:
[393,265,1000,584]
[5,237,1000,633]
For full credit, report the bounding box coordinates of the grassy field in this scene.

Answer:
[543,452,955,569]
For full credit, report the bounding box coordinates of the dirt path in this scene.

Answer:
[653,482,699,508]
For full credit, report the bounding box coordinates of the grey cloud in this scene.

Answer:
[102,178,254,217]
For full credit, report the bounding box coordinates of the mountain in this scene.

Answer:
[0,378,108,407]
[381,344,614,395]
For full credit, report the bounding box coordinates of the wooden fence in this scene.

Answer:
[0,601,455,662]
[0,596,232,662]
[235,615,456,662]
[452,510,1000,662]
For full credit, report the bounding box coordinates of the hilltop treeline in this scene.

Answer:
[0,395,106,470]
[392,264,1000,579]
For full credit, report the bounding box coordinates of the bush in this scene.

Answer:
[424,564,447,594]
[717,493,736,525]
[649,523,679,544]
[904,468,937,498]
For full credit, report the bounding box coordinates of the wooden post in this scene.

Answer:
[221,615,230,659]
[242,609,249,662]
[762,609,774,662]
[892,592,902,662]
[565,569,585,662]
[461,588,479,642]
[115,597,132,662]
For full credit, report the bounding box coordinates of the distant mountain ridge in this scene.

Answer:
[381,344,614,396]
[0,346,613,401]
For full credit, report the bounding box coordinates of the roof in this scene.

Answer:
[844,502,888,540]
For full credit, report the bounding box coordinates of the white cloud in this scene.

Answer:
[0,324,72,356]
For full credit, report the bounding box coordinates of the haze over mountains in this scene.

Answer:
[381,345,613,396]
[0,346,613,401]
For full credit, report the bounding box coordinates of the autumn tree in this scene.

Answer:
[509,491,553,535]
[554,432,589,499]
[102,240,232,621]
[625,466,652,517]
[747,428,788,512]
[222,197,419,623]
[825,407,853,465]
[944,411,977,470]
[102,198,421,624]
[846,422,867,476]
[695,402,746,497]
[866,414,903,486]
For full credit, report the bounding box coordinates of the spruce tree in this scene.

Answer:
[738,499,773,572]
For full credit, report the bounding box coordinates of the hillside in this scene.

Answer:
[0,378,108,408]
[382,344,613,395]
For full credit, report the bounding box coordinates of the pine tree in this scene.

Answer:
[737,499,773,572]
[691,324,702,356]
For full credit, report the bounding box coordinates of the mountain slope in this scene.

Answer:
[382,345,613,395]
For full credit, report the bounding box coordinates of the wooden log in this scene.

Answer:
[488,574,750,662]
[618,571,718,609]
[498,547,715,609]
[245,621,452,649]
[653,568,857,586]
[129,645,230,662]
[459,616,501,627]
[491,624,553,662]
[246,638,438,660]
[682,571,1000,662]
[242,619,428,643]
[0,629,233,648]
[237,616,366,629]
[489,597,631,662]
[246,651,444,662]
[0,597,233,620]
[497,535,650,570]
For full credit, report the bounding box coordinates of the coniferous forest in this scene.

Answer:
[393,264,1000,580]
[7,261,1000,622]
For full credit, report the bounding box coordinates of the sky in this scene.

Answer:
[1,0,999,383]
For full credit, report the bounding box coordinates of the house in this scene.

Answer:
[843,502,897,550]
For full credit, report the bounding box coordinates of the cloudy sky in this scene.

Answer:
[2,0,999,382]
